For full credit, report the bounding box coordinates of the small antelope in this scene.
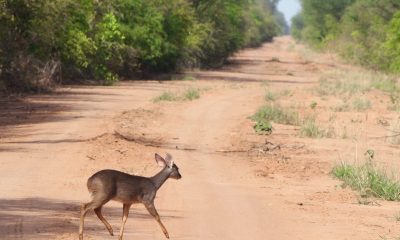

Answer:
[79,153,182,240]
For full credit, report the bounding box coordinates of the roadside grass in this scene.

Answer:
[280,89,292,97]
[183,88,200,100]
[352,97,372,111]
[387,119,400,144]
[332,98,371,112]
[252,106,337,138]
[298,47,318,63]
[300,117,334,138]
[265,90,277,101]
[332,160,400,201]
[315,70,399,97]
[153,87,202,102]
[264,89,293,102]
[153,91,178,102]
[332,101,351,112]
[316,76,369,96]
[388,92,400,112]
[251,104,299,134]
[182,74,196,81]
[395,212,400,222]
[252,104,300,126]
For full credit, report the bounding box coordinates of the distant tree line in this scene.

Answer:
[0,0,286,92]
[292,0,400,73]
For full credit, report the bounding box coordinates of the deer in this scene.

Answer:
[79,153,182,240]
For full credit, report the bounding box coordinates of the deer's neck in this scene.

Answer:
[151,167,170,190]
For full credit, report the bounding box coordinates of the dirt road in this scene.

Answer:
[1,36,400,239]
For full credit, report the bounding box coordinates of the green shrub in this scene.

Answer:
[253,119,273,134]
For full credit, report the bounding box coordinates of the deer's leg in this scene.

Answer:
[118,204,131,240]
[94,206,114,236]
[79,202,95,240]
[79,196,110,240]
[144,202,169,239]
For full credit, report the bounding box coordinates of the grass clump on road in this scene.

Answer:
[252,104,300,126]
[352,97,371,111]
[300,117,326,138]
[153,88,201,102]
[265,90,277,101]
[332,160,400,201]
[332,101,351,112]
[153,91,178,102]
[183,88,200,101]
[251,104,299,135]
[264,89,292,102]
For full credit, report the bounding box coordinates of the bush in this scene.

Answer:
[253,119,273,134]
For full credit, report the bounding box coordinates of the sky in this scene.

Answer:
[277,0,301,26]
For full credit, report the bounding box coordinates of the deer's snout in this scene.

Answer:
[171,172,182,179]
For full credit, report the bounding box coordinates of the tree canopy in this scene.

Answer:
[292,0,400,73]
[0,0,286,92]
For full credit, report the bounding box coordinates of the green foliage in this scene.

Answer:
[253,119,273,134]
[332,160,400,201]
[294,0,355,46]
[291,13,304,40]
[384,11,400,72]
[0,0,284,92]
[294,0,400,73]
[194,0,282,67]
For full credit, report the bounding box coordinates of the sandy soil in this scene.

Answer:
[1,36,400,239]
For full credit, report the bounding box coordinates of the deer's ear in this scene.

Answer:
[155,153,166,167]
[165,153,174,168]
